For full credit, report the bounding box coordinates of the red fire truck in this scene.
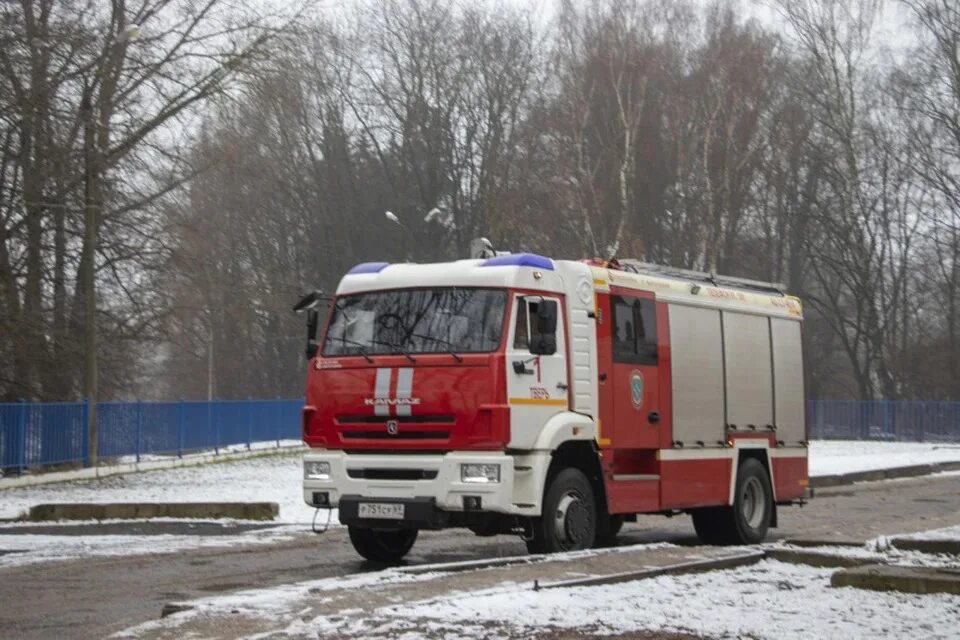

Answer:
[299,252,808,562]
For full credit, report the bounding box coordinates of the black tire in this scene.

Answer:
[691,507,731,545]
[692,458,772,545]
[348,526,418,564]
[595,514,625,547]
[526,468,597,554]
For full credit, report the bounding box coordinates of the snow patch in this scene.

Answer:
[808,440,960,477]
[900,524,960,541]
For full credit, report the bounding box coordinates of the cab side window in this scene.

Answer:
[612,295,657,365]
[513,297,557,355]
[513,299,543,350]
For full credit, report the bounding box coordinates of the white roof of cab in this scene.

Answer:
[337,256,567,296]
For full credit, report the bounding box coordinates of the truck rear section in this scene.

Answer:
[300,254,808,562]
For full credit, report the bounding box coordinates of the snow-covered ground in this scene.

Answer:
[0,451,315,523]
[901,524,960,541]
[0,451,324,568]
[385,560,960,639]
[807,440,960,476]
[121,540,960,640]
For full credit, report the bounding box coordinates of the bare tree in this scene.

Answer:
[895,0,960,398]
[0,0,299,464]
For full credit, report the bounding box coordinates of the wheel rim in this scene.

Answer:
[553,490,591,548]
[740,476,765,530]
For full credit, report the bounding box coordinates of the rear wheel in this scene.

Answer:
[691,507,729,544]
[526,468,597,554]
[692,458,772,545]
[348,526,418,563]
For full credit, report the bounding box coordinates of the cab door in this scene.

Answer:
[506,294,569,449]
[606,292,661,449]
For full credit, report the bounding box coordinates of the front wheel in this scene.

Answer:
[526,468,597,554]
[348,526,418,564]
[595,514,625,547]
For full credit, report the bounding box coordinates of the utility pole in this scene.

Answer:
[82,22,141,467]
[81,83,98,467]
[207,323,215,401]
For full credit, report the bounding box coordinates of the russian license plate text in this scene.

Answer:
[358,502,405,519]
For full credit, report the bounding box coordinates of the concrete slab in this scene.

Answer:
[26,502,279,521]
[765,548,875,568]
[831,564,960,595]
[890,537,960,555]
[538,550,765,589]
[784,538,867,548]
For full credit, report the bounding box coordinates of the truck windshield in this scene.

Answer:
[322,288,507,356]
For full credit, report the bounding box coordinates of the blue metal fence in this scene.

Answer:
[3,398,959,475]
[807,400,960,442]
[0,399,302,474]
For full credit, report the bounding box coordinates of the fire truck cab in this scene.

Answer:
[301,253,808,563]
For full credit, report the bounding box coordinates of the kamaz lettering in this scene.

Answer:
[363,397,421,406]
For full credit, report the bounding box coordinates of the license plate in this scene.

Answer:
[358,502,405,520]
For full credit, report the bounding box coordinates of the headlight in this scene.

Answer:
[304,460,331,480]
[461,463,500,484]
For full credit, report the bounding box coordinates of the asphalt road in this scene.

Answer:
[1,472,959,639]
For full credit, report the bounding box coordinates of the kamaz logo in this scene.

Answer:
[364,397,421,407]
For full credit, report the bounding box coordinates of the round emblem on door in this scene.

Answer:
[386,420,399,435]
[630,370,644,410]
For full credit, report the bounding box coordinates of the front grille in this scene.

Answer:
[337,415,454,424]
[346,468,439,480]
[341,430,451,440]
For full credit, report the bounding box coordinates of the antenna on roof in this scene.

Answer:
[471,237,498,259]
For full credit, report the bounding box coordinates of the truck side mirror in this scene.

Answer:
[305,309,320,359]
[531,300,558,355]
[293,290,329,361]
[536,299,558,334]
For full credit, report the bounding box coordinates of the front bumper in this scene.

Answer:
[303,450,539,517]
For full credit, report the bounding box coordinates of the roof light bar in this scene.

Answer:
[347,262,390,275]
[481,253,554,271]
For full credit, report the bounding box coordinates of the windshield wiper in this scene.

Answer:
[386,342,417,363]
[410,333,463,363]
[333,337,373,363]
[367,339,416,363]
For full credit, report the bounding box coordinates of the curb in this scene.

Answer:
[765,548,876,568]
[890,538,960,555]
[26,502,279,522]
[398,553,549,576]
[810,459,960,488]
[0,443,306,490]
[832,563,960,595]
[536,550,765,590]
[783,538,867,548]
